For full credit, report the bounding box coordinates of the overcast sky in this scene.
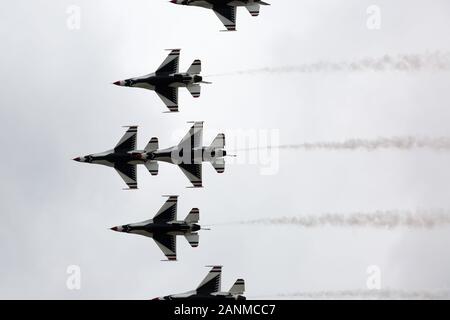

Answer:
[1,0,450,299]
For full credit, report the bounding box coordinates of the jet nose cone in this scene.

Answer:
[73,157,81,162]
[113,80,123,86]
[170,0,176,3]
[110,226,119,231]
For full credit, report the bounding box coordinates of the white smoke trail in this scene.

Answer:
[209,52,450,77]
[233,136,450,152]
[231,209,450,229]
[274,289,450,300]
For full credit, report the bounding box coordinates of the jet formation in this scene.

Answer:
[73,0,269,300]
[154,266,246,300]
[111,195,204,261]
[170,0,270,31]
[114,49,210,112]
[73,122,228,189]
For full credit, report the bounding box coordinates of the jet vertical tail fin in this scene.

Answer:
[229,279,245,295]
[184,233,199,247]
[184,208,199,224]
[187,59,201,74]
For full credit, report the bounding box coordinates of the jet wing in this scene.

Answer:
[179,163,202,188]
[114,163,137,189]
[114,126,137,152]
[213,5,236,31]
[153,195,178,223]
[153,233,177,261]
[179,121,203,149]
[155,49,180,74]
[155,86,178,112]
[196,266,222,294]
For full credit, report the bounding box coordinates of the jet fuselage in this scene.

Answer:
[75,146,226,167]
[118,73,203,91]
[151,146,227,165]
[158,293,246,300]
[74,150,148,167]
[125,221,201,236]
[172,0,263,8]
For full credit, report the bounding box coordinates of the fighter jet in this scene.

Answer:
[73,122,228,189]
[111,195,203,261]
[154,266,246,300]
[170,0,270,31]
[113,49,210,112]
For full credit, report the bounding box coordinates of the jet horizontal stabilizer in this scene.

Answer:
[184,233,199,248]
[187,84,201,98]
[185,208,200,224]
[144,137,159,153]
[210,158,225,173]
[210,133,225,149]
[187,59,201,74]
[145,160,159,176]
[246,3,260,16]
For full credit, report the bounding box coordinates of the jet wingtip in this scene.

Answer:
[161,259,178,262]
[205,265,223,269]
[186,120,204,124]
[162,194,179,198]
